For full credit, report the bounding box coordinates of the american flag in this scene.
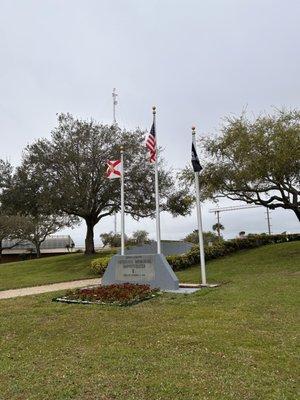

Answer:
[146,122,156,163]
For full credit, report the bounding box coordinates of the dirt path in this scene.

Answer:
[0,278,101,300]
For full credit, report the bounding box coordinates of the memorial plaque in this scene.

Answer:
[115,255,155,282]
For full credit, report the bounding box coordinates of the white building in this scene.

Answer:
[2,235,75,255]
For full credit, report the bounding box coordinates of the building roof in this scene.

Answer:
[2,235,75,254]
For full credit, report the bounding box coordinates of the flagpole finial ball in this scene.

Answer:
[192,126,196,133]
[152,106,156,114]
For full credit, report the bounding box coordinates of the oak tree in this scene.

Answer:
[21,114,192,254]
[180,109,300,221]
[1,161,76,257]
[0,215,29,260]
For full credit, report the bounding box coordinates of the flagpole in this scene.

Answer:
[153,106,161,254]
[120,146,125,256]
[112,88,118,234]
[192,126,207,285]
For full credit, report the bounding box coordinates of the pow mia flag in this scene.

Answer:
[191,143,203,172]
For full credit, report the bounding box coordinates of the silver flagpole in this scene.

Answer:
[192,126,207,285]
[153,106,161,254]
[112,88,118,234]
[120,146,125,255]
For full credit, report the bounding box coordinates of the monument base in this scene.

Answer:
[102,253,179,291]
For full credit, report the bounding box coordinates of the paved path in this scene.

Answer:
[0,278,101,300]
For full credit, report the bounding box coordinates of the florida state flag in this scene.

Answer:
[106,160,122,179]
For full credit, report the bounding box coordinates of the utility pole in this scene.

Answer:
[266,208,272,234]
[209,204,273,235]
[112,88,118,234]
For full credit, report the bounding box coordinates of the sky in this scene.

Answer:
[0,0,299,246]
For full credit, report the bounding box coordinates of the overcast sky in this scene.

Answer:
[0,0,299,246]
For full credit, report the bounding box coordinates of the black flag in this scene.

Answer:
[191,143,202,172]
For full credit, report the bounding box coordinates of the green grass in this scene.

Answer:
[0,253,103,290]
[0,242,299,400]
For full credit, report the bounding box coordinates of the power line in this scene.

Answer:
[209,204,272,235]
[209,204,261,213]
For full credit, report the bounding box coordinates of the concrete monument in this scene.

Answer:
[102,253,179,290]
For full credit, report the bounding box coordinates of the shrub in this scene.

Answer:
[90,256,111,275]
[166,233,300,271]
[90,234,299,274]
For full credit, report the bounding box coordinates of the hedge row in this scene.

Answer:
[90,234,299,275]
[166,233,300,271]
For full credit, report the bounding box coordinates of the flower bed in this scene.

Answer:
[53,283,160,307]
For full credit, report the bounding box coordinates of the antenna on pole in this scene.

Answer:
[112,88,118,124]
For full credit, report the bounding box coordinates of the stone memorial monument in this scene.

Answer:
[102,253,179,290]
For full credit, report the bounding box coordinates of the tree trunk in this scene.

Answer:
[85,219,96,254]
[36,244,41,258]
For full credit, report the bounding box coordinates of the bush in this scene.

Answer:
[166,233,300,271]
[90,256,111,275]
[90,234,299,274]
[184,230,220,245]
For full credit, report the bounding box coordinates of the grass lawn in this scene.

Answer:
[0,253,105,291]
[0,242,299,400]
